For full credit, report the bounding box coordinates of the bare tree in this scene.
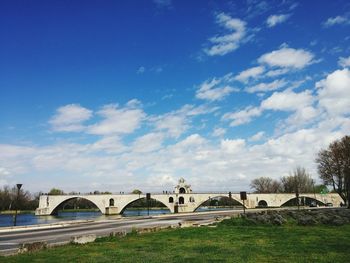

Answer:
[281,167,314,193]
[316,135,350,207]
[0,185,38,211]
[250,177,282,193]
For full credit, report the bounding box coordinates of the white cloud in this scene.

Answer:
[235,66,265,82]
[258,47,314,69]
[126,99,142,108]
[249,131,265,142]
[196,77,237,101]
[153,113,188,138]
[204,13,247,56]
[316,68,350,116]
[151,104,218,138]
[180,104,219,116]
[221,138,245,153]
[88,102,145,135]
[0,167,11,176]
[212,128,226,137]
[284,106,319,128]
[222,87,317,128]
[259,89,318,131]
[261,89,314,111]
[132,133,164,153]
[90,136,127,154]
[175,134,206,148]
[323,15,349,27]
[245,79,287,93]
[146,175,177,189]
[338,56,350,67]
[266,14,290,27]
[222,106,262,126]
[49,104,92,132]
[265,68,289,77]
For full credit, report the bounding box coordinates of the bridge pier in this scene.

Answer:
[35,207,51,216]
[105,207,119,215]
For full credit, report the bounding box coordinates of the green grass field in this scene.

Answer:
[3,218,350,263]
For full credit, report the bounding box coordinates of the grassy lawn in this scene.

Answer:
[2,219,350,263]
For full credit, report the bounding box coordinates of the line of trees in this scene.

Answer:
[0,186,39,211]
[250,167,319,194]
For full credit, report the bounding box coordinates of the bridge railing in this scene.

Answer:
[40,191,246,196]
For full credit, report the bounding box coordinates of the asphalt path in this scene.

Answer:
[0,209,244,256]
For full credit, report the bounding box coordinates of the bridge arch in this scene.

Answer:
[119,197,172,214]
[193,195,244,212]
[281,196,326,207]
[49,196,105,215]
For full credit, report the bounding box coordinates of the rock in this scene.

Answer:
[328,215,347,226]
[272,214,286,225]
[255,214,270,224]
[71,234,96,244]
[110,231,127,238]
[332,218,346,226]
[316,214,332,224]
[18,241,47,253]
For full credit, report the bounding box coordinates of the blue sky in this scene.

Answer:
[1,0,350,193]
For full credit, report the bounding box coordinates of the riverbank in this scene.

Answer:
[0,210,34,215]
[3,208,350,262]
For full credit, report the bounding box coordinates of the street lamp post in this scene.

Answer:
[295,187,300,210]
[13,184,22,226]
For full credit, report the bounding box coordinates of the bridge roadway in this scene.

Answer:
[0,207,324,256]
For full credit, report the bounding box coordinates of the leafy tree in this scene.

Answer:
[314,184,328,194]
[48,188,64,195]
[316,135,350,207]
[132,189,142,194]
[250,177,282,193]
[281,167,314,193]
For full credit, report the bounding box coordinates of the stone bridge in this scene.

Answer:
[35,178,343,215]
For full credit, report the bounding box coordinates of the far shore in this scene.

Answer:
[0,210,35,215]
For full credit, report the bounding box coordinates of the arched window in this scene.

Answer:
[189,196,195,202]
[109,198,115,206]
[169,197,174,203]
[258,200,267,207]
[179,196,184,204]
[179,187,186,194]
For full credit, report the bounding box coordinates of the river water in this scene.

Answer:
[0,207,232,227]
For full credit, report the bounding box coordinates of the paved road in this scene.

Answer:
[0,209,243,255]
